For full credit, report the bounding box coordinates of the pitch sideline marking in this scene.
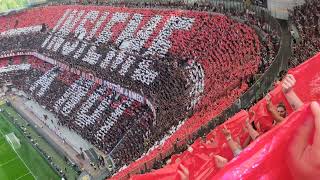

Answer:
[0,157,18,167]
[0,128,4,135]
[15,172,31,180]
[0,115,37,180]
[12,140,37,180]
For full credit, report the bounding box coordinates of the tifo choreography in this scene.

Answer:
[0,4,264,174]
[0,7,207,122]
[41,9,195,85]
[2,1,320,180]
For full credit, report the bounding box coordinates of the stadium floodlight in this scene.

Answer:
[5,132,21,149]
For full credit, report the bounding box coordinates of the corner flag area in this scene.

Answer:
[0,109,59,180]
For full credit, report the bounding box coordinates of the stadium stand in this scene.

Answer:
[130,52,320,179]
[289,0,320,67]
[0,1,284,179]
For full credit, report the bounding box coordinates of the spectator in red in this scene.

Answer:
[221,126,243,157]
[215,74,305,170]
[265,94,286,125]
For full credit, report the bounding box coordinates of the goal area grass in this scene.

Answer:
[0,107,60,180]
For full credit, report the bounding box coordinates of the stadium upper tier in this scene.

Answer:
[0,4,274,175]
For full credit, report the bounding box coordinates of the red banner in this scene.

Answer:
[132,110,250,180]
[250,52,320,133]
[213,102,319,180]
[132,52,320,180]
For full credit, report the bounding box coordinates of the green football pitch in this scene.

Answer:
[0,110,60,180]
[0,0,28,13]
[0,0,47,13]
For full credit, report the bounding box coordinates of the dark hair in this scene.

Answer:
[251,121,257,131]
[277,102,286,110]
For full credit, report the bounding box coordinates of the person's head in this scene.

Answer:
[277,103,287,118]
[206,138,213,144]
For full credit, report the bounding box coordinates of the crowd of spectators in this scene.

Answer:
[0,55,156,169]
[64,0,267,9]
[63,0,278,73]
[0,64,82,178]
[289,0,320,67]
[215,75,302,168]
[0,1,281,177]
[0,62,74,177]
[46,0,278,75]
[145,74,304,179]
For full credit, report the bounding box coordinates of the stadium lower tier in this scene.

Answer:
[0,56,154,168]
[0,50,256,172]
